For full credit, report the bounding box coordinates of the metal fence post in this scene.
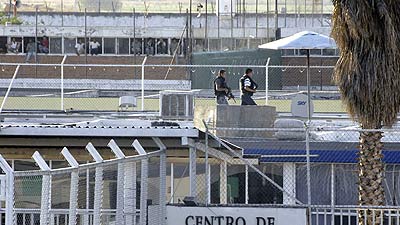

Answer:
[305,126,312,224]
[61,148,80,225]
[60,55,67,111]
[0,65,20,114]
[205,126,210,205]
[170,163,174,203]
[108,139,126,224]
[265,57,271,105]
[0,155,15,225]
[69,170,79,225]
[245,164,249,204]
[189,147,197,197]
[159,151,167,225]
[153,137,167,225]
[140,158,149,225]
[93,166,104,225]
[219,160,227,204]
[86,143,104,225]
[124,162,137,225]
[32,152,52,225]
[132,140,149,225]
[141,57,148,111]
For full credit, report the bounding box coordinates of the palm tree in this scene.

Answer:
[331,0,400,224]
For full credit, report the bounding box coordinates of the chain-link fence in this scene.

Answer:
[0,141,166,225]
[1,126,400,224]
[0,62,339,115]
[3,0,334,16]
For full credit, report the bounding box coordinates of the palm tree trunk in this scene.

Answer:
[358,130,385,225]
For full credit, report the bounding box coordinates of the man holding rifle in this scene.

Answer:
[214,69,235,105]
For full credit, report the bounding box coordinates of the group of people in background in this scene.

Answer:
[214,68,258,105]
[5,36,49,62]
[75,39,101,56]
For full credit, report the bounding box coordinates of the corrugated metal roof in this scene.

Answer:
[0,119,199,137]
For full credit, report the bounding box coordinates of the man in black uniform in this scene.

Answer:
[239,68,258,105]
[214,69,230,105]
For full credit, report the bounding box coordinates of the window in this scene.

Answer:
[323,49,337,56]
[130,38,143,55]
[64,37,76,54]
[221,38,233,51]
[282,49,295,56]
[23,37,36,53]
[208,39,221,52]
[194,39,205,52]
[249,38,262,49]
[235,39,248,50]
[144,38,155,55]
[7,37,22,53]
[169,38,181,55]
[156,38,168,55]
[50,37,62,54]
[117,38,129,54]
[310,49,322,55]
[104,38,116,54]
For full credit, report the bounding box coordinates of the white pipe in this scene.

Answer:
[0,65,20,114]
[245,164,249,204]
[170,163,174,203]
[60,55,67,111]
[265,57,271,105]
[141,56,148,111]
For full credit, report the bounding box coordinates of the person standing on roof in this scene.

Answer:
[239,68,258,105]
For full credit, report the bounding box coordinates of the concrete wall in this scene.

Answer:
[0,12,332,39]
[195,105,276,138]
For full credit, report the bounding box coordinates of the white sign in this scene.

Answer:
[291,93,314,118]
[216,0,236,16]
[164,206,307,225]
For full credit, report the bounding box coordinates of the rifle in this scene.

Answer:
[226,87,236,103]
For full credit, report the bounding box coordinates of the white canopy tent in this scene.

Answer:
[259,31,337,121]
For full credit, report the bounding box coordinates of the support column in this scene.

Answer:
[189,147,197,197]
[139,159,149,225]
[283,163,296,205]
[124,162,137,225]
[219,160,228,204]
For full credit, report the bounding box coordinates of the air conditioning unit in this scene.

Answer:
[119,96,137,110]
[160,91,194,119]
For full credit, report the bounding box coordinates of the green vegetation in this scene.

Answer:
[0,12,23,25]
